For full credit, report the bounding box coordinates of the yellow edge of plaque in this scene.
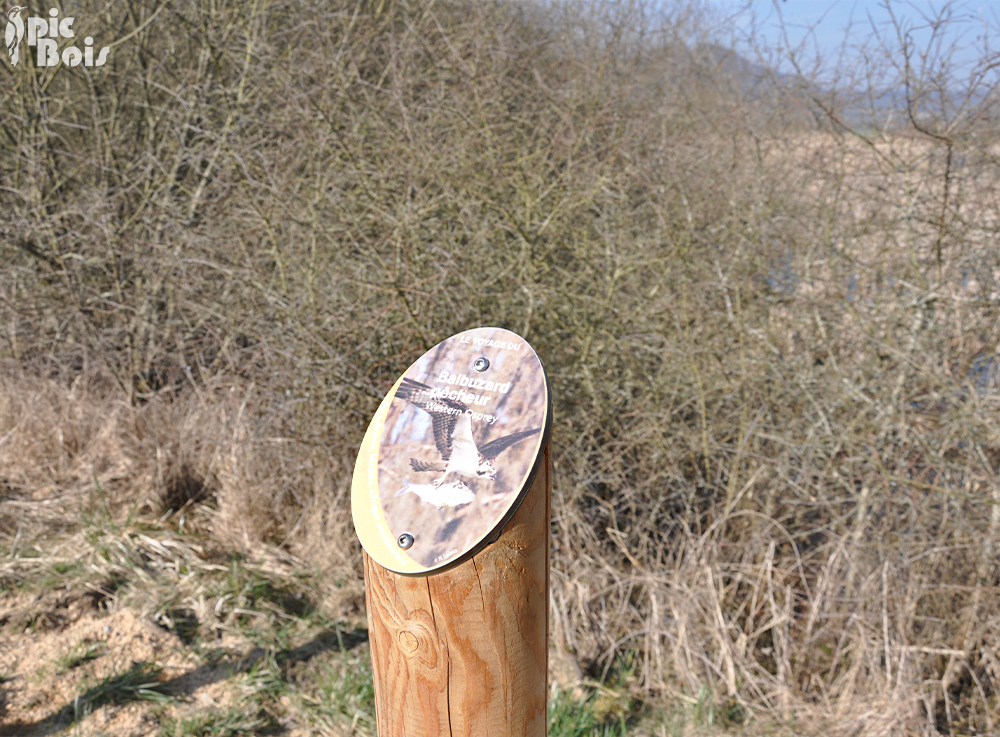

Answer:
[351,375,427,574]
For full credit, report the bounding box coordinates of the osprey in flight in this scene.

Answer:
[393,377,540,505]
[5,7,26,68]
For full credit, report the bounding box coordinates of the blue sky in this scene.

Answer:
[709,1,998,78]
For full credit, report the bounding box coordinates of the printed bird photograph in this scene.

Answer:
[375,328,547,567]
[392,377,540,507]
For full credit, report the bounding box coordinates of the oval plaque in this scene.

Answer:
[352,327,549,575]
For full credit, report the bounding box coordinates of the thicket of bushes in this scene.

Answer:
[3,1,1000,733]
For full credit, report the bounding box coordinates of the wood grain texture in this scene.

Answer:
[364,444,550,737]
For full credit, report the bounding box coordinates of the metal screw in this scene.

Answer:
[397,533,414,549]
[473,357,490,372]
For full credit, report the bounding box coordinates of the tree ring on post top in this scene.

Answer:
[351,327,550,576]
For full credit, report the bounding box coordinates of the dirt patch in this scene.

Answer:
[0,593,371,736]
[0,605,190,736]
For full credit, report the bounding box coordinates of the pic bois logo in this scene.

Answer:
[6,6,110,68]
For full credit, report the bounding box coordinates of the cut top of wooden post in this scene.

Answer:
[352,327,550,575]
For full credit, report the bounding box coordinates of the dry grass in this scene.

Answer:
[2,0,1000,734]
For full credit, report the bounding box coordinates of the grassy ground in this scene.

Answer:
[0,495,708,736]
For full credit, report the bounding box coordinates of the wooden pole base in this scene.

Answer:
[363,445,550,737]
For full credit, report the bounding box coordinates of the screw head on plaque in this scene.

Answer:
[351,327,550,575]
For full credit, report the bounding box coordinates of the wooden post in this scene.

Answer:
[363,444,550,737]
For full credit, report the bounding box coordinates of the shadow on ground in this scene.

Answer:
[0,626,369,736]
